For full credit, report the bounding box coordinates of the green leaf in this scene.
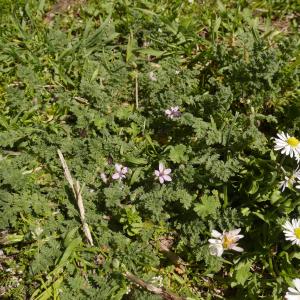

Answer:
[168,144,188,163]
[124,156,148,165]
[291,252,300,260]
[55,237,82,273]
[126,31,136,63]
[233,260,252,286]
[248,181,259,194]
[137,48,165,58]
[93,117,106,130]
[194,190,221,218]
[130,167,143,185]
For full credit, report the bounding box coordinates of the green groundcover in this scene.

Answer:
[0,0,299,299]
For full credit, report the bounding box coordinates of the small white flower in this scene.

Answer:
[150,275,163,288]
[112,164,128,180]
[285,278,300,300]
[283,219,300,246]
[279,167,300,192]
[274,132,300,159]
[125,286,131,294]
[34,227,43,237]
[149,71,157,81]
[208,229,244,257]
[143,40,150,48]
[100,172,108,183]
[154,163,172,184]
[165,106,181,119]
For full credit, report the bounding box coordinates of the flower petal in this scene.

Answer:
[112,173,120,180]
[209,243,223,257]
[164,168,172,175]
[208,238,222,244]
[285,293,300,300]
[159,163,164,172]
[163,175,172,182]
[211,230,222,238]
[293,279,300,292]
[229,228,241,236]
[232,245,244,252]
[115,164,122,172]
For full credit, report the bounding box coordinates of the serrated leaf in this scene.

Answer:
[169,144,188,163]
[194,190,221,218]
[234,260,252,286]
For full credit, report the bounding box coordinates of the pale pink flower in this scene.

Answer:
[155,163,172,184]
[112,164,128,180]
[165,106,181,119]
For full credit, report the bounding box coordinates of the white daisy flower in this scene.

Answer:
[274,132,300,159]
[208,229,244,257]
[279,167,300,192]
[285,278,300,300]
[283,219,300,246]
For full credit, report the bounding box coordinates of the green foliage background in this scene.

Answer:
[0,0,299,299]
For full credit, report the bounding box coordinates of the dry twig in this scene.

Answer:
[57,149,94,246]
[124,272,186,300]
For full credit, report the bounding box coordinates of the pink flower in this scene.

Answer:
[165,106,181,119]
[112,164,128,180]
[155,163,172,184]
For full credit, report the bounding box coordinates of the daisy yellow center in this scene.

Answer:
[294,228,300,239]
[223,235,234,249]
[287,137,300,148]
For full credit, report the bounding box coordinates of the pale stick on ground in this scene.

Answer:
[124,272,186,300]
[57,149,94,246]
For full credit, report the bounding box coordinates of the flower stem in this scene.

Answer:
[223,184,228,208]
